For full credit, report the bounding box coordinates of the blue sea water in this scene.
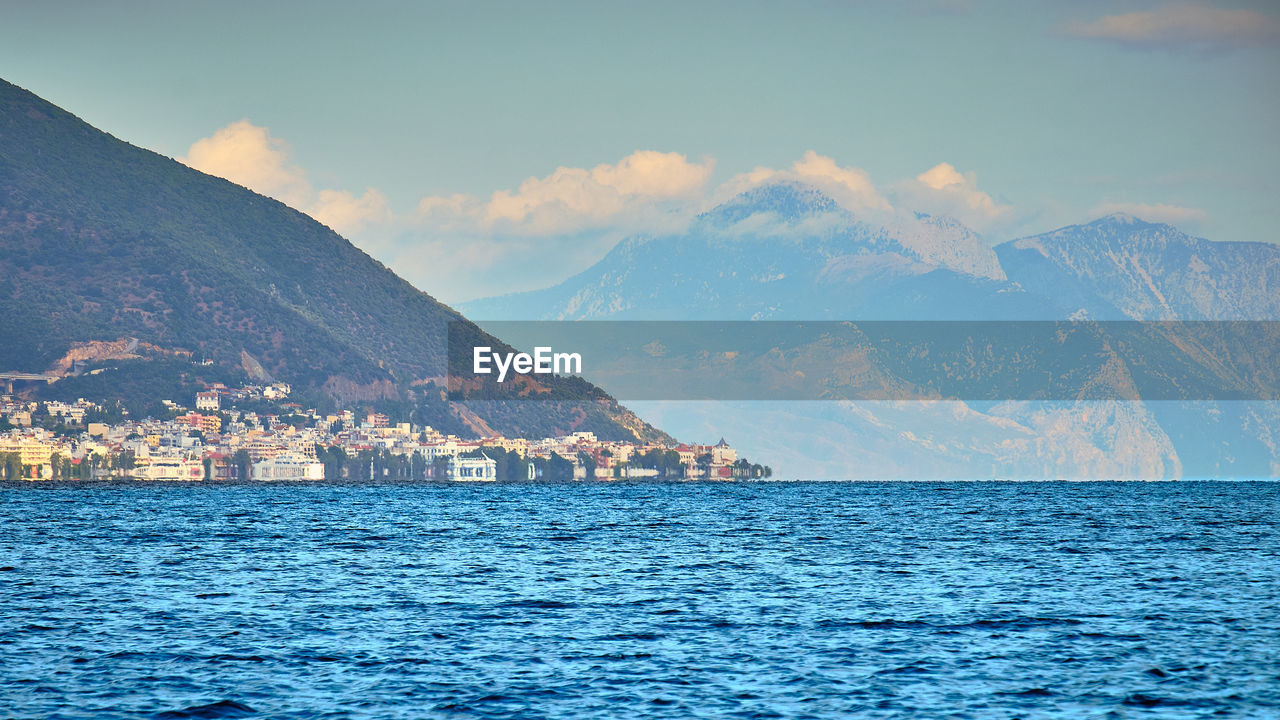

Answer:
[1,481,1277,719]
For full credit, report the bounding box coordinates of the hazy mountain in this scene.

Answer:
[0,78,666,442]
[466,188,1280,327]
[462,184,1280,478]
[462,183,1047,321]
[997,213,1280,320]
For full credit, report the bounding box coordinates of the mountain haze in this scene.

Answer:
[464,185,1280,326]
[997,214,1280,321]
[463,184,1040,321]
[463,183,1280,478]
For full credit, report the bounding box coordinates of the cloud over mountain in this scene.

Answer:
[183,120,311,207]
[178,125,1214,303]
[182,120,389,235]
[715,151,892,215]
[419,150,715,237]
[893,162,1011,230]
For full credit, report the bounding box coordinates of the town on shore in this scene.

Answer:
[0,383,771,482]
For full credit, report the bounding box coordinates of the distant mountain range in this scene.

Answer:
[462,184,1278,322]
[0,78,666,443]
[462,183,1280,478]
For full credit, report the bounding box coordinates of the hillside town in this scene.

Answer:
[0,383,770,483]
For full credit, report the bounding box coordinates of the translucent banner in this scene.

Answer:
[447,321,1280,402]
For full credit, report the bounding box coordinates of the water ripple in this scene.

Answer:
[0,480,1277,719]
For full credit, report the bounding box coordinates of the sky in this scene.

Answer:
[2,0,1278,303]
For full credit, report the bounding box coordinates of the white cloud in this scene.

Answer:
[716,151,892,214]
[182,120,391,237]
[312,188,391,235]
[182,139,713,301]
[1065,4,1280,54]
[590,150,714,198]
[421,150,715,237]
[893,162,1011,229]
[183,120,311,208]
[395,151,717,300]
[181,129,1033,302]
[416,193,485,234]
[1091,201,1208,226]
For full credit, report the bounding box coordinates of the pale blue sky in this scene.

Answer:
[2,0,1277,301]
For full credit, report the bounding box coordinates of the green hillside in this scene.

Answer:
[0,78,666,442]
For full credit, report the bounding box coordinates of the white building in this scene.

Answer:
[45,401,87,424]
[711,439,737,464]
[195,391,220,411]
[418,440,463,462]
[448,453,497,481]
[253,455,324,481]
[262,383,291,400]
[132,456,205,481]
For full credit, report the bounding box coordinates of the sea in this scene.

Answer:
[1,481,1277,719]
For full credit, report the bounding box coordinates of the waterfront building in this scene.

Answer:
[131,455,205,481]
[0,433,58,478]
[448,453,497,481]
[252,455,325,481]
[711,438,737,464]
